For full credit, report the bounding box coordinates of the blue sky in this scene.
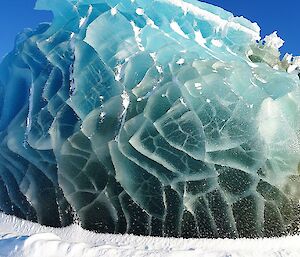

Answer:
[0,0,299,60]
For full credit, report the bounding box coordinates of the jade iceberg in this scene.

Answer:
[0,0,300,238]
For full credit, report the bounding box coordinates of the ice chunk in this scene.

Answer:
[264,31,284,49]
[0,0,299,239]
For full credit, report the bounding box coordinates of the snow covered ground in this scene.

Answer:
[0,213,300,257]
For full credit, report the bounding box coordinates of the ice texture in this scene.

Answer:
[0,0,300,238]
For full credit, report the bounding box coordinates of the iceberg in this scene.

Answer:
[0,0,299,238]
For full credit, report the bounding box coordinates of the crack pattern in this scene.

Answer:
[0,0,300,238]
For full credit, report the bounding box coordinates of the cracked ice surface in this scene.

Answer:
[0,0,300,238]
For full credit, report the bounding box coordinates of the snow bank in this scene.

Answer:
[0,213,300,257]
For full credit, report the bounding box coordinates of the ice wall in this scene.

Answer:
[0,0,299,238]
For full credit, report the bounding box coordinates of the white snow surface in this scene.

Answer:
[0,213,300,257]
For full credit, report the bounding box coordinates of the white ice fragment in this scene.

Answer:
[130,21,145,51]
[121,91,130,111]
[176,58,185,65]
[88,5,93,14]
[286,56,300,73]
[282,54,300,73]
[283,53,293,63]
[26,117,31,132]
[194,30,206,46]
[114,63,123,81]
[194,82,202,90]
[264,31,284,49]
[79,17,86,27]
[211,39,223,47]
[156,66,163,73]
[287,64,298,73]
[293,56,300,66]
[111,7,118,16]
[78,6,92,29]
[26,85,35,135]
[170,21,189,39]
[149,52,157,61]
[99,112,106,122]
[179,97,187,106]
[69,79,75,94]
[206,99,211,103]
[136,8,144,15]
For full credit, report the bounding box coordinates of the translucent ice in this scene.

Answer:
[0,0,300,238]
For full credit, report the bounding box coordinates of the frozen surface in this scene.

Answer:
[0,0,300,239]
[1,213,300,257]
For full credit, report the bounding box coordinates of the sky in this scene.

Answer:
[0,0,299,60]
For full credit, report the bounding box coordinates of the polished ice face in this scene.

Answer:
[0,0,300,238]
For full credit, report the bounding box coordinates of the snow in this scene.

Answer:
[0,213,300,257]
[264,31,284,49]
